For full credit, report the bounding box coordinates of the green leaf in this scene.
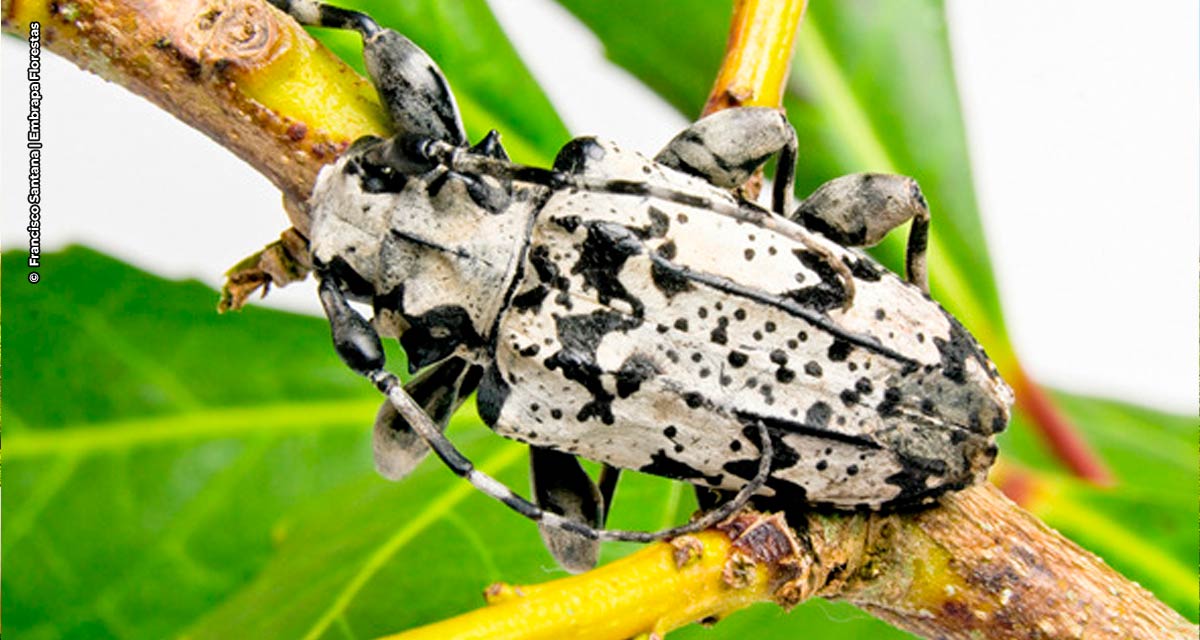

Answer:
[555,0,1011,357]
[3,247,381,638]
[305,0,570,166]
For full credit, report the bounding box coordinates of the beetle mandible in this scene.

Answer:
[269,0,1013,573]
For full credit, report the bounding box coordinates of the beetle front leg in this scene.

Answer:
[655,107,798,215]
[373,358,482,481]
[268,0,467,146]
[792,174,931,293]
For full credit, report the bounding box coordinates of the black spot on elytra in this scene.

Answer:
[828,339,853,362]
[727,351,749,368]
[933,312,995,384]
[855,377,874,395]
[806,401,832,428]
[785,249,848,312]
[529,244,571,295]
[722,421,802,492]
[641,450,724,486]
[839,389,859,407]
[877,386,903,418]
[843,254,884,281]
[885,455,958,504]
[544,310,642,425]
[551,215,581,233]
[710,317,730,345]
[519,344,540,357]
[804,361,823,377]
[920,397,938,415]
[652,240,693,298]
[614,353,660,398]
[510,285,549,313]
[631,207,671,240]
[571,221,645,315]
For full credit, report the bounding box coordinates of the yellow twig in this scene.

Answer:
[379,516,803,640]
[703,0,807,114]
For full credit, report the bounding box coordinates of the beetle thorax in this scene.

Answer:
[309,148,540,368]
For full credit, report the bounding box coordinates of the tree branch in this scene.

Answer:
[380,486,1196,639]
[3,0,391,308]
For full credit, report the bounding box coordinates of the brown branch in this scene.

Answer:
[382,487,1195,639]
[2,0,391,308]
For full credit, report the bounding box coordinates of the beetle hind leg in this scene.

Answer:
[792,174,931,292]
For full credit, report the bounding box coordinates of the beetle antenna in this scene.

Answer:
[267,0,381,37]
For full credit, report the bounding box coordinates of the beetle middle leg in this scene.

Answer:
[655,107,799,215]
[317,274,773,544]
[530,447,605,572]
[792,174,932,292]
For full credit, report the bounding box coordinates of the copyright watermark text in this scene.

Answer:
[27,21,43,284]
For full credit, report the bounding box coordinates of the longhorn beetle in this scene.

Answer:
[270,0,1013,572]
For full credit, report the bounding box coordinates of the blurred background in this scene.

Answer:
[3,1,1196,638]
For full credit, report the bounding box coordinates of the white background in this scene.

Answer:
[3,0,1197,414]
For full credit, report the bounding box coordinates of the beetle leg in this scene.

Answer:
[373,358,482,480]
[268,1,467,146]
[470,129,510,160]
[655,107,798,215]
[530,447,605,572]
[597,464,621,521]
[792,173,931,293]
